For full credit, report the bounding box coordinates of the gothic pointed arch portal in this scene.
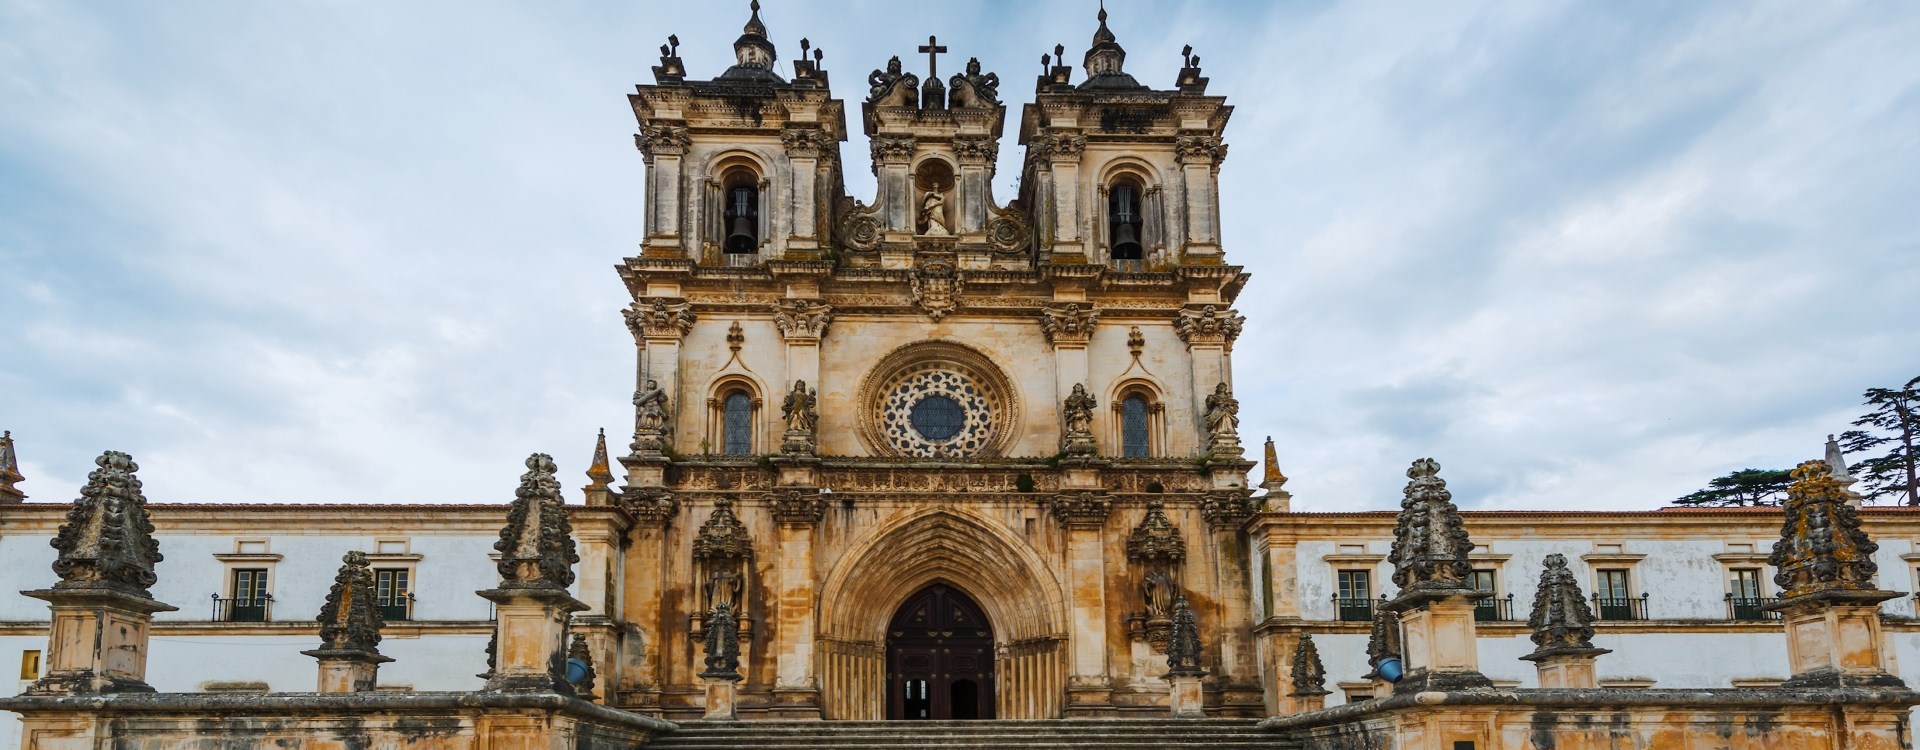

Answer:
[887,584,994,720]
[817,508,1067,720]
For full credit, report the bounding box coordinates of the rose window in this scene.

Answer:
[879,369,996,457]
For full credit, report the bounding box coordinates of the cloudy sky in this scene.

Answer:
[2,1,1915,511]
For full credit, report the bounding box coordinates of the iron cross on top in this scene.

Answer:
[918,35,948,80]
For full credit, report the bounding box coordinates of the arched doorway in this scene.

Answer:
[886,584,995,720]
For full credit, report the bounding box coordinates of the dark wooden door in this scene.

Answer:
[886,584,994,720]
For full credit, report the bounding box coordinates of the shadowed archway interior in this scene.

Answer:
[887,584,994,720]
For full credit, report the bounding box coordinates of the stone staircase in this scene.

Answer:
[646,718,1295,749]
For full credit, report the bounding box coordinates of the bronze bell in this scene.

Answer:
[725,216,757,253]
[1111,222,1144,260]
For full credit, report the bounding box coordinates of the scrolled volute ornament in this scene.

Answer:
[948,57,1000,108]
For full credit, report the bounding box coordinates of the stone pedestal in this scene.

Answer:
[1522,648,1607,690]
[302,649,393,694]
[479,586,589,693]
[703,677,739,720]
[1167,673,1205,718]
[1771,589,1907,689]
[23,586,177,695]
[1390,589,1493,694]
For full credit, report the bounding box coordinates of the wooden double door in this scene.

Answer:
[886,584,995,720]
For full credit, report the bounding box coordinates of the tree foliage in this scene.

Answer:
[1839,375,1920,506]
[1674,468,1795,507]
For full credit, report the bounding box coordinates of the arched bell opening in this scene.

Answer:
[886,583,995,720]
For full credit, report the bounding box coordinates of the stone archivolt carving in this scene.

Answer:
[771,299,833,341]
[1127,500,1186,651]
[635,123,690,160]
[1770,460,1881,599]
[1289,634,1330,697]
[856,341,1018,459]
[948,57,1000,108]
[869,135,918,164]
[1387,458,1476,594]
[1061,383,1098,457]
[625,298,697,341]
[780,380,819,456]
[494,453,580,589]
[1174,134,1227,165]
[1523,553,1607,660]
[49,450,162,594]
[1174,304,1243,347]
[866,55,920,107]
[1203,382,1243,459]
[770,489,827,527]
[781,127,826,158]
[1050,492,1113,528]
[617,486,679,526]
[984,202,1033,255]
[692,498,754,617]
[1039,302,1099,347]
[910,258,963,320]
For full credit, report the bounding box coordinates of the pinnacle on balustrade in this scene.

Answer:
[1521,553,1609,661]
[568,632,599,700]
[0,430,24,502]
[49,450,163,595]
[493,453,580,590]
[1769,460,1884,602]
[585,428,614,493]
[1288,634,1330,698]
[314,551,386,655]
[1387,458,1477,598]
[1165,595,1206,677]
[1364,605,1402,681]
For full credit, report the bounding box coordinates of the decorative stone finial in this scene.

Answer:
[315,551,385,655]
[49,451,163,595]
[568,633,599,699]
[585,429,613,493]
[0,430,24,502]
[701,600,744,681]
[1522,553,1607,660]
[1825,434,1863,506]
[1262,437,1283,486]
[1289,634,1330,697]
[1165,595,1206,676]
[1364,605,1402,680]
[1126,500,1186,566]
[493,453,580,590]
[1387,458,1476,595]
[1770,460,1881,600]
[1081,2,1146,92]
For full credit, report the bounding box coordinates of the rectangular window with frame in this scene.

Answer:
[1336,570,1373,622]
[375,568,412,621]
[1595,568,1635,621]
[226,568,270,622]
[1727,567,1773,621]
[19,650,40,680]
[1471,569,1501,621]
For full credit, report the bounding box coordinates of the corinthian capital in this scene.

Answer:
[869,136,917,164]
[1173,304,1244,347]
[624,298,697,342]
[953,137,1000,165]
[771,299,834,341]
[636,124,691,160]
[782,128,826,158]
[1174,135,1227,165]
[1039,302,1099,347]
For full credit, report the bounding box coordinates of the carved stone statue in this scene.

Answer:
[781,380,819,455]
[1062,383,1097,456]
[866,55,919,107]
[1142,567,1176,620]
[706,567,744,613]
[948,57,1000,107]
[632,379,670,454]
[919,191,949,236]
[1204,382,1242,458]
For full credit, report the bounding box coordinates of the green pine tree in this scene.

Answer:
[1839,375,1920,506]
[1674,468,1795,507]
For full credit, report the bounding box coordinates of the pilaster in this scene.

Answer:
[770,489,827,717]
[1050,488,1115,715]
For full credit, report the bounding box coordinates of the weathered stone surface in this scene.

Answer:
[1770,459,1881,600]
[48,450,162,595]
[1386,458,1475,596]
[1288,634,1329,698]
[494,453,580,590]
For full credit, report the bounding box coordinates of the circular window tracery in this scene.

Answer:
[857,341,1018,459]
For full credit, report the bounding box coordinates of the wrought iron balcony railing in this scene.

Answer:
[211,594,273,623]
[1725,594,1782,622]
[1592,593,1650,621]
[1474,594,1517,622]
[1333,595,1383,623]
[378,593,414,622]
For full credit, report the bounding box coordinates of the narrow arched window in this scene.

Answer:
[722,391,753,455]
[1121,395,1150,457]
[1109,181,1144,266]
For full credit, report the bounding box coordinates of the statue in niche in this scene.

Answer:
[948,57,1000,107]
[1204,382,1239,439]
[634,379,669,433]
[919,192,949,236]
[915,160,954,236]
[866,55,920,107]
[1062,383,1097,456]
[782,380,818,435]
[705,566,744,614]
[1142,567,1177,620]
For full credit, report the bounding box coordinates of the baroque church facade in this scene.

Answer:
[6,5,1920,746]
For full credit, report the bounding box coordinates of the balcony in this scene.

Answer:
[1725,594,1782,622]
[378,593,414,622]
[1474,594,1517,622]
[1333,595,1382,623]
[211,594,273,623]
[1592,593,1650,621]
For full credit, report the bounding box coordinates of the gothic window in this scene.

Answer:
[722,391,754,455]
[1107,178,1145,269]
[1121,395,1150,457]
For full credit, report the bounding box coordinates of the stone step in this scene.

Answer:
[645,719,1295,749]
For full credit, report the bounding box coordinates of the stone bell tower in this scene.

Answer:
[605,3,1258,722]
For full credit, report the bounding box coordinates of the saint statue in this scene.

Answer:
[866,55,919,107]
[919,191,949,236]
[634,379,669,432]
[782,380,818,434]
[1142,567,1177,620]
[1064,383,1096,436]
[948,56,1001,107]
[1204,382,1239,438]
[706,566,744,613]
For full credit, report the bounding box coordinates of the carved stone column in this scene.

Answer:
[636,123,690,257]
[870,136,917,233]
[1765,460,1908,689]
[481,454,589,696]
[301,552,393,693]
[1051,491,1115,715]
[1174,135,1226,261]
[782,128,825,256]
[23,451,177,696]
[770,490,827,717]
[614,486,678,709]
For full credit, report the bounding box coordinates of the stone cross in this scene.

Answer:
[918,35,947,80]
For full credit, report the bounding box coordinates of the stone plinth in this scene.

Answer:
[704,678,739,720]
[22,586,177,695]
[0,691,675,750]
[1769,589,1907,689]
[1388,589,1493,694]
[1166,673,1205,719]
[480,586,589,693]
[301,648,394,694]
[1522,649,1605,690]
